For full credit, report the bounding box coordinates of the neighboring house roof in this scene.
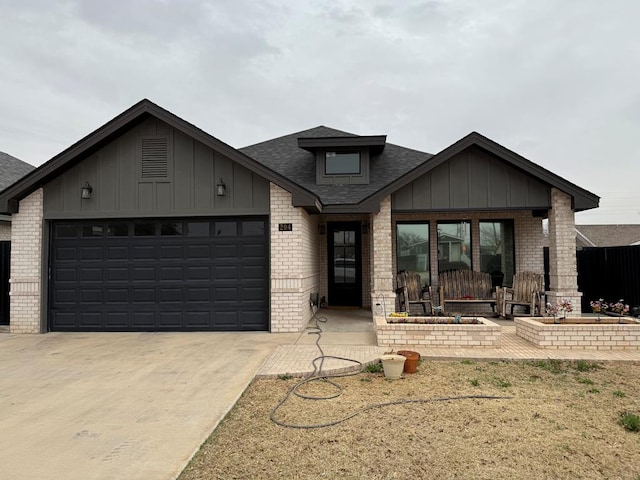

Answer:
[239,126,432,209]
[0,151,35,190]
[575,224,640,247]
[0,152,35,222]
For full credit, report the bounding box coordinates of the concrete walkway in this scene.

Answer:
[0,331,297,480]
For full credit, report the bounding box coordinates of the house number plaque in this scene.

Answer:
[278,223,293,231]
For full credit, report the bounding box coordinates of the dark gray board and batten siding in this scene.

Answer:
[392,146,551,211]
[44,118,270,219]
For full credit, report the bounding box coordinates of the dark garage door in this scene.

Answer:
[49,218,268,331]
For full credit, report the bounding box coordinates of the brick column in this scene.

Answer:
[370,196,394,316]
[547,188,582,313]
[10,189,44,333]
[269,184,319,332]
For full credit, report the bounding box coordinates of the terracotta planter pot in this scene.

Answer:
[397,350,420,374]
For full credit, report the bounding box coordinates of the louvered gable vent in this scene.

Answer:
[141,137,168,178]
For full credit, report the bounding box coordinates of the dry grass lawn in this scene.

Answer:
[180,359,640,480]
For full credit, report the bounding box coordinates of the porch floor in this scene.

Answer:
[256,309,640,378]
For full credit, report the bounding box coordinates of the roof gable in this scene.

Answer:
[376,132,599,212]
[0,99,318,214]
[393,144,552,211]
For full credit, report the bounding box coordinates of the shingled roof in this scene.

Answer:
[0,151,34,191]
[0,100,599,216]
[576,224,640,247]
[239,126,433,208]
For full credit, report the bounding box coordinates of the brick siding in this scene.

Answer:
[269,184,320,332]
[9,189,44,333]
[370,196,395,314]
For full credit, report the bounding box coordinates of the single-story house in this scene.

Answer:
[0,99,599,333]
[0,151,35,325]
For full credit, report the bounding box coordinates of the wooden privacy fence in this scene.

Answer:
[576,245,640,311]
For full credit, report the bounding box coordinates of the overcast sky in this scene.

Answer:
[1,0,638,224]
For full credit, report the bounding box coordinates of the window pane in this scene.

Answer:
[480,220,514,287]
[396,223,430,286]
[333,228,357,284]
[333,257,356,284]
[437,221,471,272]
[81,225,103,237]
[186,222,210,237]
[134,223,155,236]
[107,223,129,237]
[242,221,264,236]
[215,221,237,236]
[161,222,182,236]
[325,151,360,175]
[55,225,77,238]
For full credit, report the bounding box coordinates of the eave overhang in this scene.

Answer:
[297,135,387,155]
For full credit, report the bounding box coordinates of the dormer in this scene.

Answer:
[297,135,386,185]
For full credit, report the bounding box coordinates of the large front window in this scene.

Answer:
[396,223,430,287]
[479,220,515,287]
[437,221,471,272]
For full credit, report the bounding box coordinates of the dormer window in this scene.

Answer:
[325,151,361,175]
[297,134,386,186]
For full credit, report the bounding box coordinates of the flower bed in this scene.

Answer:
[515,317,640,350]
[387,316,482,325]
[375,315,501,348]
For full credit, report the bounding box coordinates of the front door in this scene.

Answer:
[328,222,362,306]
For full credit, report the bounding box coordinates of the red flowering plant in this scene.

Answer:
[610,299,630,316]
[546,299,573,322]
[589,299,608,314]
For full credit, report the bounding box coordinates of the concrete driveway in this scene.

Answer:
[0,331,297,480]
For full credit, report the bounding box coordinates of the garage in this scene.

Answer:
[49,217,269,331]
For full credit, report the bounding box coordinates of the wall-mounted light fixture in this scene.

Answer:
[216,178,226,196]
[81,182,93,200]
[318,224,326,235]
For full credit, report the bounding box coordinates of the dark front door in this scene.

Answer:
[328,222,362,306]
